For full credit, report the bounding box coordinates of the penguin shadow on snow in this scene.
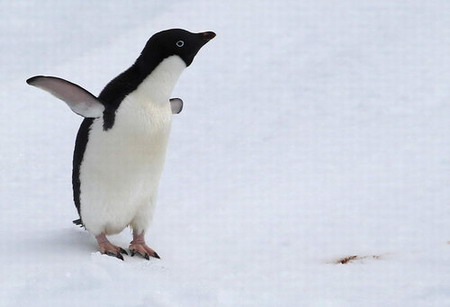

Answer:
[46,228,94,255]
[21,227,93,257]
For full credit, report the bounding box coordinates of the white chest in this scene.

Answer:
[86,93,173,175]
[82,55,186,181]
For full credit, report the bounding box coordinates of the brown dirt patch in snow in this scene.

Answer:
[334,254,383,264]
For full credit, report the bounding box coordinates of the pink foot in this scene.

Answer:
[96,234,128,260]
[129,231,160,260]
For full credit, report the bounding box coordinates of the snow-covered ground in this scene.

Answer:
[1,0,450,306]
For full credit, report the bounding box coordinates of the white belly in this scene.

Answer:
[79,95,172,236]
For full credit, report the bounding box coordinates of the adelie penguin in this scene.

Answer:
[27,29,216,260]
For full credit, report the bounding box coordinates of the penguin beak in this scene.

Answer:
[182,31,216,67]
[200,31,216,42]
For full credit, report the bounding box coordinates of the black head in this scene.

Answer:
[137,29,216,69]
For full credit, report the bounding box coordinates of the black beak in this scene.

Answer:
[200,31,216,42]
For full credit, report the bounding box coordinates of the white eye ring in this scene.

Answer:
[176,40,185,47]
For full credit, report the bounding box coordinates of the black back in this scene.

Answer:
[72,117,94,219]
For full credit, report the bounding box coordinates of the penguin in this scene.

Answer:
[27,29,216,260]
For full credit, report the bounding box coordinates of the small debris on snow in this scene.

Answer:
[333,254,384,264]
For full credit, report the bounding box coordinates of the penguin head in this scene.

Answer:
[138,29,216,69]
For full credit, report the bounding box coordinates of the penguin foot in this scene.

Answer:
[130,231,160,260]
[129,243,160,260]
[100,243,128,261]
[96,233,128,261]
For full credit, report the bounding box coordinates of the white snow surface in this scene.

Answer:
[1,1,450,306]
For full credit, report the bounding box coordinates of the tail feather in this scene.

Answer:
[72,218,85,229]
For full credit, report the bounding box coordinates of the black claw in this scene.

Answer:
[105,251,124,261]
[129,249,158,260]
[119,248,128,255]
[117,253,124,261]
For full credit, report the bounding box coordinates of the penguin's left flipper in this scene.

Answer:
[26,76,105,118]
[27,75,184,116]
[169,98,183,114]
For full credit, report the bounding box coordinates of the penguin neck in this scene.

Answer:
[136,55,186,104]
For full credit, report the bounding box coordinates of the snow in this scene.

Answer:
[1,0,450,306]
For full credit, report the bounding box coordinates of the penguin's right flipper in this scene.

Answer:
[169,98,183,114]
[26,75,105,118]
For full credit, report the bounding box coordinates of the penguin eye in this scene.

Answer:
[176,40,185,47]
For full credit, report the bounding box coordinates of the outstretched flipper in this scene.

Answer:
[27,76,184,116]
[26,76,105,118]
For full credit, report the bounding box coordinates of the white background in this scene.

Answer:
[1,1,449,306]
